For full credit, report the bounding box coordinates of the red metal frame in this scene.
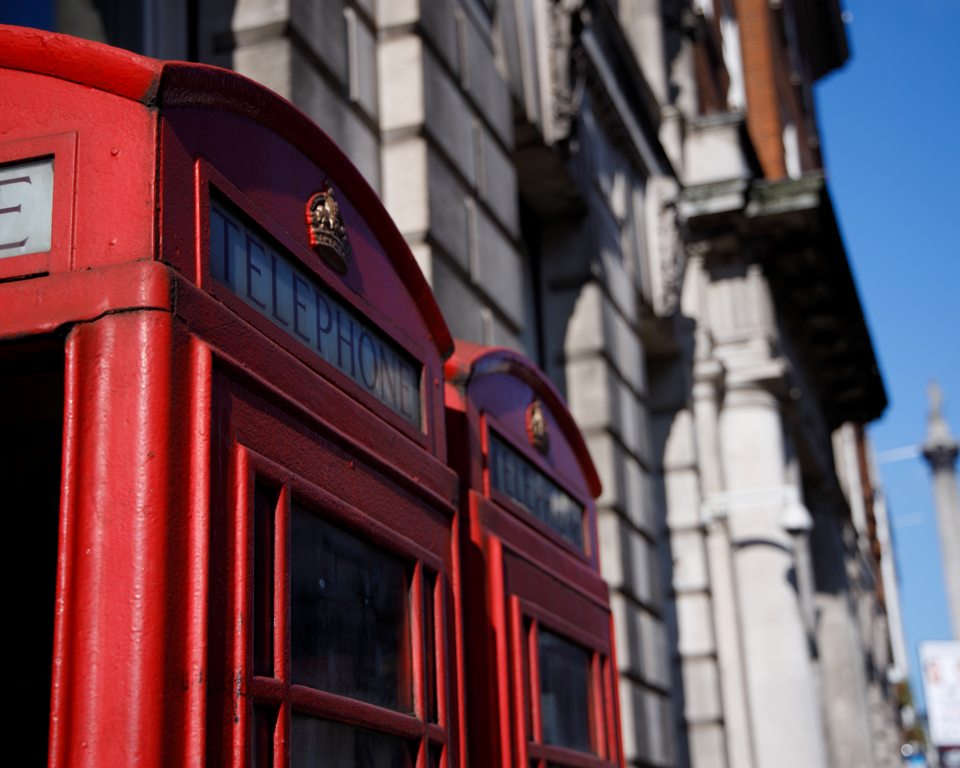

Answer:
[445,341,625,768]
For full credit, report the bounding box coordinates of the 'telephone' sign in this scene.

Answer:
[210,198,422,429]
[0,157,54,258]
[488,431,584,550]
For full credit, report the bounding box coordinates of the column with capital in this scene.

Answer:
[921,382,960,640]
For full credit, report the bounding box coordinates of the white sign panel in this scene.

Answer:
[0,157,54,258]
[921,641,960,747]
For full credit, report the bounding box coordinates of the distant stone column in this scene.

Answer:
[920,382,960,640]
[718,382,829,768]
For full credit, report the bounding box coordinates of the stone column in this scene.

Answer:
[692,355,755,768]
[921,382,960,640]
[719,381,829,768]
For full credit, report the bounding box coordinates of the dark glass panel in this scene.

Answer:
[424,570,438,723]
[291,505,412,711]
[290,715,414,768]
[538,629,592,753]
[252,706,277,768]
[253,483,277,677]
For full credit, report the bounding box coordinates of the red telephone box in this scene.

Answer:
[445,342,624,768]
[1,26,461,768]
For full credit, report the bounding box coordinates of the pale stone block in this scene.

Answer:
[616,377,641,456]
[683,656,722,721]
[292,55,380,188]
[676,591,715,656]
[291,0,348,86]
[430,255,486,344]
[233,0,288,31]
[473,207,524,327]
[408,242,432,285]
[590,433,657,541]
[381,139,428,234]
[378,36,424,130]
[489,311,523,351]
[566,356,613,429]
[608,304,646,395]
[683,114,753,186]
[671,529,709,592]
[610,601,669,695]
[345,7,378,118]
[374,0,418,27]
[598,509,655,606]
[609,592,644,678]
[233,37,292,99]
[477,126,519,235]
[633,391,653,468]
[640,611,671,689]
[644,689,671,765]
[339,111,381,192]
[687,723,728,768]
[618,678,651,763]
[621,683,672,765]
[460,10,512,144]
[563,282,604,356]
[588,435,619,513]
[662,408,698,471]
[426,149,470,271]
[423,50,476,184]
[600,241,638,326]
[624,455,657,536]
[664,467,701,529]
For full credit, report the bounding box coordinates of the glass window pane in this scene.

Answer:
[291,715,414,768]
[538,629,593,753]
[253,483,277,677]
[424,570,438,723]
[291,505,412,711]
[253,706,277,768]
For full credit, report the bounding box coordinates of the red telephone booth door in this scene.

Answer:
[445,343,625,768]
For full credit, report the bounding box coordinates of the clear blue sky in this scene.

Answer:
[815,0,960,715]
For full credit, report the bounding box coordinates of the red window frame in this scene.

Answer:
[208,377,453,768]
[508,597,620,768]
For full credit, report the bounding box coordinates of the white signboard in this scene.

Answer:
[0,157,54,258]
[921,641,960,747]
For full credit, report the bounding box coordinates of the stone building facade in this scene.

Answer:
[34,0,905,765]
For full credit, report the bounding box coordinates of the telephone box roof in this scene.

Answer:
[445,340,602,499]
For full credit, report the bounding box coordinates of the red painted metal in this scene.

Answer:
[445,342,625,768]
[1,25,461,768]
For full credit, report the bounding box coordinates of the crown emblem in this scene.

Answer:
[526,400,550,455]
[306,182,351,274]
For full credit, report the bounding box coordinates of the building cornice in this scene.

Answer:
[679,172,887,429]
